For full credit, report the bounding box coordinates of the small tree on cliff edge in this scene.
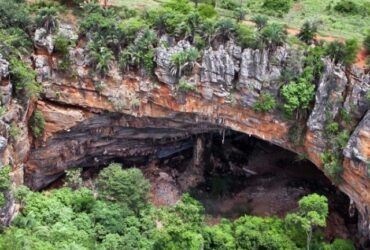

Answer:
[285,193,328,250]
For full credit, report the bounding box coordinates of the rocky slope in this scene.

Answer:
[0,24,369,241]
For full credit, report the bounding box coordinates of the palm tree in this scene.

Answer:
[36,7,58,34]
[214,18,237,43]
[297,21,318,45]
[260,23,287,50]
[170,48,199,79]
[252,15,268,30]
[88,42,113,77]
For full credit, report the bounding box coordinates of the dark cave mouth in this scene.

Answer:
[55,129,358,241]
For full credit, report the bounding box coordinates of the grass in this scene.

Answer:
[113,0,369,41]
[110,0,164,9]
[234,0,370,41]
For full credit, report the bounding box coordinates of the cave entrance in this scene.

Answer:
[134,130,358,242]
[63,128,358,242]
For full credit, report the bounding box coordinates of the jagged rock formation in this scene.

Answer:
[0,27,369,241]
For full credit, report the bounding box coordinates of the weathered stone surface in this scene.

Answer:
[344,111,370,164]
[200,43,238,95]
[33,55,51,82]
[27,112,221,189]
[0,136,7,152]
[308,60,347,132]
[343,68,370,121]
[58,23,78,41]
[155,40,192,85]
[0,54,9,80]
[34,28,54,54]
[237,47,291,107]
[0,83,12,106]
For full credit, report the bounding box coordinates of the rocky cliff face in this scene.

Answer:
[1,26,369,239]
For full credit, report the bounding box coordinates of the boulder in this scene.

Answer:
[34,28,54,54]
[33,55,51,82]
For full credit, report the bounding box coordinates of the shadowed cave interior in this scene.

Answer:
[49,130,359,243]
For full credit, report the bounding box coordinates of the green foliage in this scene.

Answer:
[54,34,71,55]
[219,0,238,10]
[0,0,31,30]
[64,168,83,190]
[9,122,21,141]
[198,4,218,19]
[252,15,269,30]
[325,39,359,65]
[0,165,11,208]
[87,43,114,77]
[9,58,42,99]
[298,21,318,44]
[304,46,325,82]
[29,110,45,138]
[262,0,292,15]
[364,30,370,51]
[0,166,11,192]
[35,6,59,33]
[288,123,306,146]
[97,163,150,213]
[323,239,356,250]
[170,47,199,78]
[260,23,287,49]
[281,74,315,118]
[320,151,343,182]
[236,24,259,49]
[333,0,361,14]
[253,92,277,113]
[178,79,196,92]
[336,130,350,149]
[286,194,328,250]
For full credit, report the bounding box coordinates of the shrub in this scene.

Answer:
[198,4,218,19]
[219,0,238,10]
[333,0,359,14]
[54,34,71,55]
[170,47,199,78]
[325,39,359,65]
[35,6,59,33]
[336,130,350,149]
[10,58,42,99]
[262,0,292,15]
[237,25,258,49]
[297,21,318,44]
[29,110,45,138]
[253,92,277,113]
[320,151,342,182]
[9,122,21,140]
[252,15,268,30]
[178,79,196,92]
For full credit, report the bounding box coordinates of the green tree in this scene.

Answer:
[325,39,359,65]
[286,194,329,250]
[97,163,150,213]
[260,23,287,49]
[281,73,315,119]
[252,15,268,30]
[298,21,318,44]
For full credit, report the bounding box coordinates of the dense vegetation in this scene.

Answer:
[0,164,355,250]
